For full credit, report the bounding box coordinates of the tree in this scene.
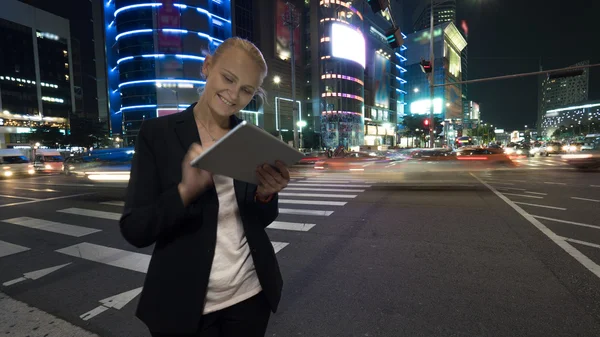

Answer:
[28,125,65,148]
[65,116,110,148]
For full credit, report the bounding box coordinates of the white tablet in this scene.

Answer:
[190,121,304,185]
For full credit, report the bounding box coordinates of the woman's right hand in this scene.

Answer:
[178,143,213,206]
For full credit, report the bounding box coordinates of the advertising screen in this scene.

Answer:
[470,102,480,120]
[373,52,390,109]
[331,23,365,68]
[275,0,301,61]
[410,98,443,115]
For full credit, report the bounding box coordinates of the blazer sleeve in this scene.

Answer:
[119,122,188,248]
[253,193,279,228]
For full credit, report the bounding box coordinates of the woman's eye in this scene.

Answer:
[243,89,253,94]
[223,75,233,82]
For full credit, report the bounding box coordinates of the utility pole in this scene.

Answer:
[428,0,435,148]
[283,2,300,149]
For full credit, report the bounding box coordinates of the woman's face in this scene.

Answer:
[202,47,264,118]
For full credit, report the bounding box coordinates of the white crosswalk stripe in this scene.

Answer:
[57,208,121,220]
[1,217,101,237]
[0,240,30,258]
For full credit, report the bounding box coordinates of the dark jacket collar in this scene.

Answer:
[174,102,243,152]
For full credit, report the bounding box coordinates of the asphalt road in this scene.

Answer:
[1,159,600,337]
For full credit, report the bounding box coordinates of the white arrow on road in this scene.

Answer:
[80,287,143,321]
[2,263,71,286]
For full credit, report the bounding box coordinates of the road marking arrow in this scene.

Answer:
[2,263,71,286]
[80,287,143,321]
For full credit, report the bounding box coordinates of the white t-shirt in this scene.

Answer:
[203,175,262,314]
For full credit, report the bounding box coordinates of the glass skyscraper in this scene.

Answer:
[104,0,232,145]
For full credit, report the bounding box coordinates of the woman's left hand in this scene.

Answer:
[256,161,290,199]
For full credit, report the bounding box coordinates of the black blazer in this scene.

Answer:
[119,103,283,334]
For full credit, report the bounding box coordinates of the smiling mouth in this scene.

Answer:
[218,94,234,106]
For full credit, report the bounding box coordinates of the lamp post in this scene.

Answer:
[282,2,300,149]
[428,0,435,148]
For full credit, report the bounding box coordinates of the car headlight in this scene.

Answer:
[516,150,523,155]
[562,145,569,151]
[546,146,553,152]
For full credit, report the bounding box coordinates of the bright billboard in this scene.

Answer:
[410,98,443,115]
[331,23,365,68]
[373,52,390,109]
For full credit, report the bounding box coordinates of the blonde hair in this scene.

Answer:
[205,37,268,107]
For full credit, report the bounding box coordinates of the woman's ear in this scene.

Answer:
[202,54,213,79]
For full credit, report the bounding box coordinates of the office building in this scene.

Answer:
[362,1,408,147]
[403,22,466,143]
[105,0,232,145]
[540,100,600,139]
[537,60,589,138]
[19,0,106,123]
[0,0,74,148]
[412,0,456,32]
[232,0,305,146]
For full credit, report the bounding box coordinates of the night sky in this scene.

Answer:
[404,0,599,130]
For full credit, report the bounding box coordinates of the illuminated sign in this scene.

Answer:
[331,23,365,68]
[410,98,443,115]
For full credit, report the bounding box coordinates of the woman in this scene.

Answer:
[120,37,289,337]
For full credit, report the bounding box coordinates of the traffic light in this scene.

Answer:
[385,27,404,49]
[423,118,430,129]
[420,60,432,74]
[547,68,584,80]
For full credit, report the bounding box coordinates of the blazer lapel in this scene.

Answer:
[174,103,201,151]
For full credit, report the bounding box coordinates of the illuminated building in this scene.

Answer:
[412,0,456,32]
[104,0,232,145]
[403,22,466,143]
[541,101,599,139]
[537,60,589,137]
[362,1,407,147]
[303,1,407,149]
[0,0,73,148]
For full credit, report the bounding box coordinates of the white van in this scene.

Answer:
[33,149,64,173]
[0,149,35,178]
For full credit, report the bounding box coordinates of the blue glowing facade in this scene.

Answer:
[104,0,232,145]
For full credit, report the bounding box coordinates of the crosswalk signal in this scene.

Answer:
[385,27,404,49]
[423,118,430,129]
[420,60,432,74]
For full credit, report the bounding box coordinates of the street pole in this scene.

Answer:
[428,0,435,148]
[283,2,300,149]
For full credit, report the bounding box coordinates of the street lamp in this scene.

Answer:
[273,76,281,84]
[413,88,419,93]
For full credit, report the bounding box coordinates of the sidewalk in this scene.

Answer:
[0,291,99,337]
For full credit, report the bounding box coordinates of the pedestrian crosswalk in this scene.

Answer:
[512,158,570,168]
[0,174,372,320]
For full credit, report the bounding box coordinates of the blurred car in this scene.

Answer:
[544,142,563,155]
[297,151,327,165]
[562,142,584,153]
[0,149,35,178]
[455,147,514,165]
[33,149,64,173]
[67,148,134,187]
[314,151,388,171]
[529,143,549,157]
[562,151,600,170]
